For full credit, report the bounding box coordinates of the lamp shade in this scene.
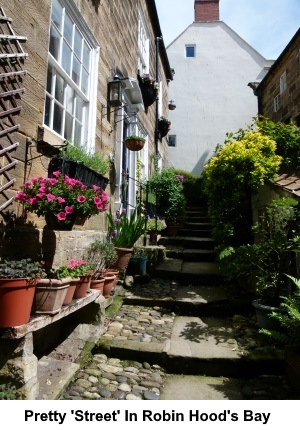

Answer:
[108,79,122,107]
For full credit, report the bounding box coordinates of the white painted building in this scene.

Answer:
[166,0,273,174]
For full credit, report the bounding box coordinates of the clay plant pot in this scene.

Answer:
[90,277,105,295]
[114,247,133,269]
[0,278,37,328]
[105,269,119,288]
[63,278,79,305]
[103,273,117,298]
[74,275,91,299]
[33,277,72,314]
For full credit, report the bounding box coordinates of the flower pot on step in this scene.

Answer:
[0,278,37,328]
[90,277,105,295]
[114,247,133,269]
[33,277,72,314]
[103,273,117,298]
[74,275,91,298]
[63,278,80,305]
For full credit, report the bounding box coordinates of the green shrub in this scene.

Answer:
[173,169,206,205]
[59,144,110,175]
[203,131,282,247]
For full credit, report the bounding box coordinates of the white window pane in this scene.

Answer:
[74,120,82,144]
[66,84,74,114]
[49,26,60,60]
[44,95,51,127]
[64,14,73,46]
[75,97,83,120]
[55,74,64,104]
[74,28,82,59]
[51,0,62,31]
[81,68,89,95]
[53,102,63,135]
[62,41,72,74]
[83,41,90,70]
[64,112,73,140]
[72,56,80,86]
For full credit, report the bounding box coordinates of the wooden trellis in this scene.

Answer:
[0,6,27,217]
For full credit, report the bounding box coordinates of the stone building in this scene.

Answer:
[0,0,173,248]
[254,28,300,125]
[166,0,273,174]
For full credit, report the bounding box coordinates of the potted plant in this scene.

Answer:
[57,259,93,299]
[124,135,146,152]
[137,73,159,107]
[149,168,186,236]
[16,171,109,230]
[146,216,167,244]
[0,259,43,327]
[127,246,148,276]
[106,206,145,269]
[48,143,110,189]
[158,116,171,138]
[87,241,118,297]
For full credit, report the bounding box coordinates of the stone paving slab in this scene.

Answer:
[161,375,243,400]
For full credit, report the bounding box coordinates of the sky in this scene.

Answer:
[155,0,300,59]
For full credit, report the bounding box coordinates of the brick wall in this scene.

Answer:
[194,0,219,22]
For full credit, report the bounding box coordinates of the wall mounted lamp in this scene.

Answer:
[168,100,176,110]
[108,77,123,107]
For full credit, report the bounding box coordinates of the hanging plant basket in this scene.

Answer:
[137,74,158,108]
[158,117,171,138]
[124,136,146,152]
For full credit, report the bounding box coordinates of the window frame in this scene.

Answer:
[280,71,287,94]
[44,0,99,151]
[168,135,176,147]
[274,93,280,112]
[185,45,196,58]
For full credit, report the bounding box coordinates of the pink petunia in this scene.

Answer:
[94,197,102,204]
[49,178,58,185]
[65,206,74,214]
[52,171,61,178]
[39,186,48,193]
[96,203,104,210]
[57,197,66,204]
[29,197,38,205]
[36,193,45,199]
[57,212,67,221]
[77,195,86,203]
[15,191,25,200]
[46,193,56,202]
[93,185,100,191]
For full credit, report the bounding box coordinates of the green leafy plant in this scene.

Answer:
[107,207,145,248]
[148,168,186,222]
[87,241,117,275]
[0,383,18,400]
[0,259,44,279]
[203,130,282,247]
[124,135,146,142]
[260,275,300,345]
[173,169,206,205]
[56,259,92,279]
[59,144,110,175]
[146,216,166,231]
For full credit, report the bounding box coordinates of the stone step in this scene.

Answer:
[154,259,223,285]
[165,247,216,262]
[159,236,216,250]
[96,315,284,377]
[186,216,210,223]
[178,228,212,238]
[184,222,212,230]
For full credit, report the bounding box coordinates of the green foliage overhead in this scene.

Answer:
[173,169,206,205]
[203,131,282,247]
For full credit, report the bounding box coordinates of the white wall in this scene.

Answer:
[167,22,273,174]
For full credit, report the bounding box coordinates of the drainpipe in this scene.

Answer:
[155,36,162,162]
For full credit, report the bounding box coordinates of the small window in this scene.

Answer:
[280,71,287,94]
[168,135,176,147]
[185,45,195,58]
[274,94,280,112]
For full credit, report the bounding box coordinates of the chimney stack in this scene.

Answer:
[194,0,220,22]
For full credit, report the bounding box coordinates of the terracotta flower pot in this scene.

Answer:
[74,275,91,298]
[103,273,117,298]
[0,278,37,328]
[90,277,105,295]
[63,278,79,305]
[33,277,72,314]
[114,247,133,269]
[105,269,119,287]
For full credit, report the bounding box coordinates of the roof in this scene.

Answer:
[146,0,174,81]
[256,27,300,92]
[274,173,300,198]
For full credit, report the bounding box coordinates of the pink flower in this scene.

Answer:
[94,197,102,204]
[52,171,61,178]
[36,193,45,199]
[77,195,86,203]
[57,197,66,204]
[96,203,104,210]
[15,191,25,200]
[49,178,58,185]
[93,185,100,191]
[29,197,38,205]
[65,206,74,214]
[46,193,56,202]
[39,186,48,193]
[57,212,67,221]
